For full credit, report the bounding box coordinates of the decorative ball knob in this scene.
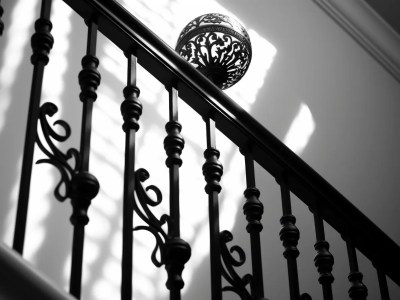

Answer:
[176,13,252,90]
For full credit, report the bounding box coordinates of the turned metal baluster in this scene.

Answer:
[203,118,223,300]
[242,150,266,299]
[278,175,301,300]
[13,0,54,254]
[346,234,368,300]
[163,86,191,299]
[69,19,101,299]
[120,52,141,300]
[312,203,334,300]
[376,269,390,300]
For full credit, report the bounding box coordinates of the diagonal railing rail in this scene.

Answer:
[61,0,400,288]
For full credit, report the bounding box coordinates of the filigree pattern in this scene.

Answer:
[36,102,80,201]
[177,13,251,49]
[220,230,252,299]
[178,32,250,89]
[176,13,251,89]
[133,168,169,267]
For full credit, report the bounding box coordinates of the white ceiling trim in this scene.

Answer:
[312,0,400,83]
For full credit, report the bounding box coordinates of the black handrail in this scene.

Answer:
[62,0,400,285]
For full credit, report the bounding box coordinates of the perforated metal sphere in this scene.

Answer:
[176,13,252,90]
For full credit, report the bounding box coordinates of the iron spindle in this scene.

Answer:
[346,234,368,300]
[120,53,142,300]
[165,87,182,237]
[278,175,301,300]
[69,19,100,299]
[164,86,191,299]
[13,0,54,254]
[377,268,390,300]
[312,203,334,300]
[129,88,190,299]
[202,117,223,300]
[242,151,266,298]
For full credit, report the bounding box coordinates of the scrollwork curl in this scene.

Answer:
[36,102,80,201]
[178,31,251,89]
[133,168,169,267]
[220,230,252,300]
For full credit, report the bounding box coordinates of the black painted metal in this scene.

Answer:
[69,172,99,298]
[220,230,252,299]
[164,87,191,298]
[13,0,54,255]
[346,235,368,300]
[128,86,191,300]
[120,52,141,300]
[312,203,334,300]
[35,100,91,295]
[36,102,80,202]
[6,0,400,297]
[32,17,100,299]
[133,168,190,299]
[59,1,400,288]
[0,0,4,36]
[175,13,252,90]
[203,118,223,300]
[242,151,266,299]
[377,269,390,300]
[278,176,301,300]
[133,168,167,266]
[68,20,101,299]
[164,87,183,238]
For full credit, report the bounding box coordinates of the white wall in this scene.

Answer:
[0,0,399,299]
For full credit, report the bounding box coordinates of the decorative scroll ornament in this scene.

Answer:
[36,102,81,201]
[220,230,252,299]
[134,168,168,267]
[176,13,252,89]
[133,168,191,290]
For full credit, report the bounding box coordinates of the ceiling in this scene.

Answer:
[364,0,400,36]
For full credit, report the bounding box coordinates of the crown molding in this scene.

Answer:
[312,0,400,83]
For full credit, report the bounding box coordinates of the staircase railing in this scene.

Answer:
[2,0,399,299]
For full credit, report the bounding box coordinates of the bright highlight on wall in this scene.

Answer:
[283,103,316,155]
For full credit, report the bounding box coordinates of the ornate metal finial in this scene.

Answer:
[176,13,252,89]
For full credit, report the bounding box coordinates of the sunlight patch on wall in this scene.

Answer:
[226,29,277,111]
[283,103,316,155]
[24,162,53,262]
[0,0,38,131]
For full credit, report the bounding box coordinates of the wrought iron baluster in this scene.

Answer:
[120,52,141,300]
[128,86,190,300]
[133,166,191,299]
[278,175,311,300]
[68,19,101,299]
[241,150,266,299]
[312,203,334,300]
[163,86,191,299]
[202,117,223,300]
[377,268,390,300]
[346,234,368,300]
[13,0,54,254]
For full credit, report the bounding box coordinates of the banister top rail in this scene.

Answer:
[62,0,400,284]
